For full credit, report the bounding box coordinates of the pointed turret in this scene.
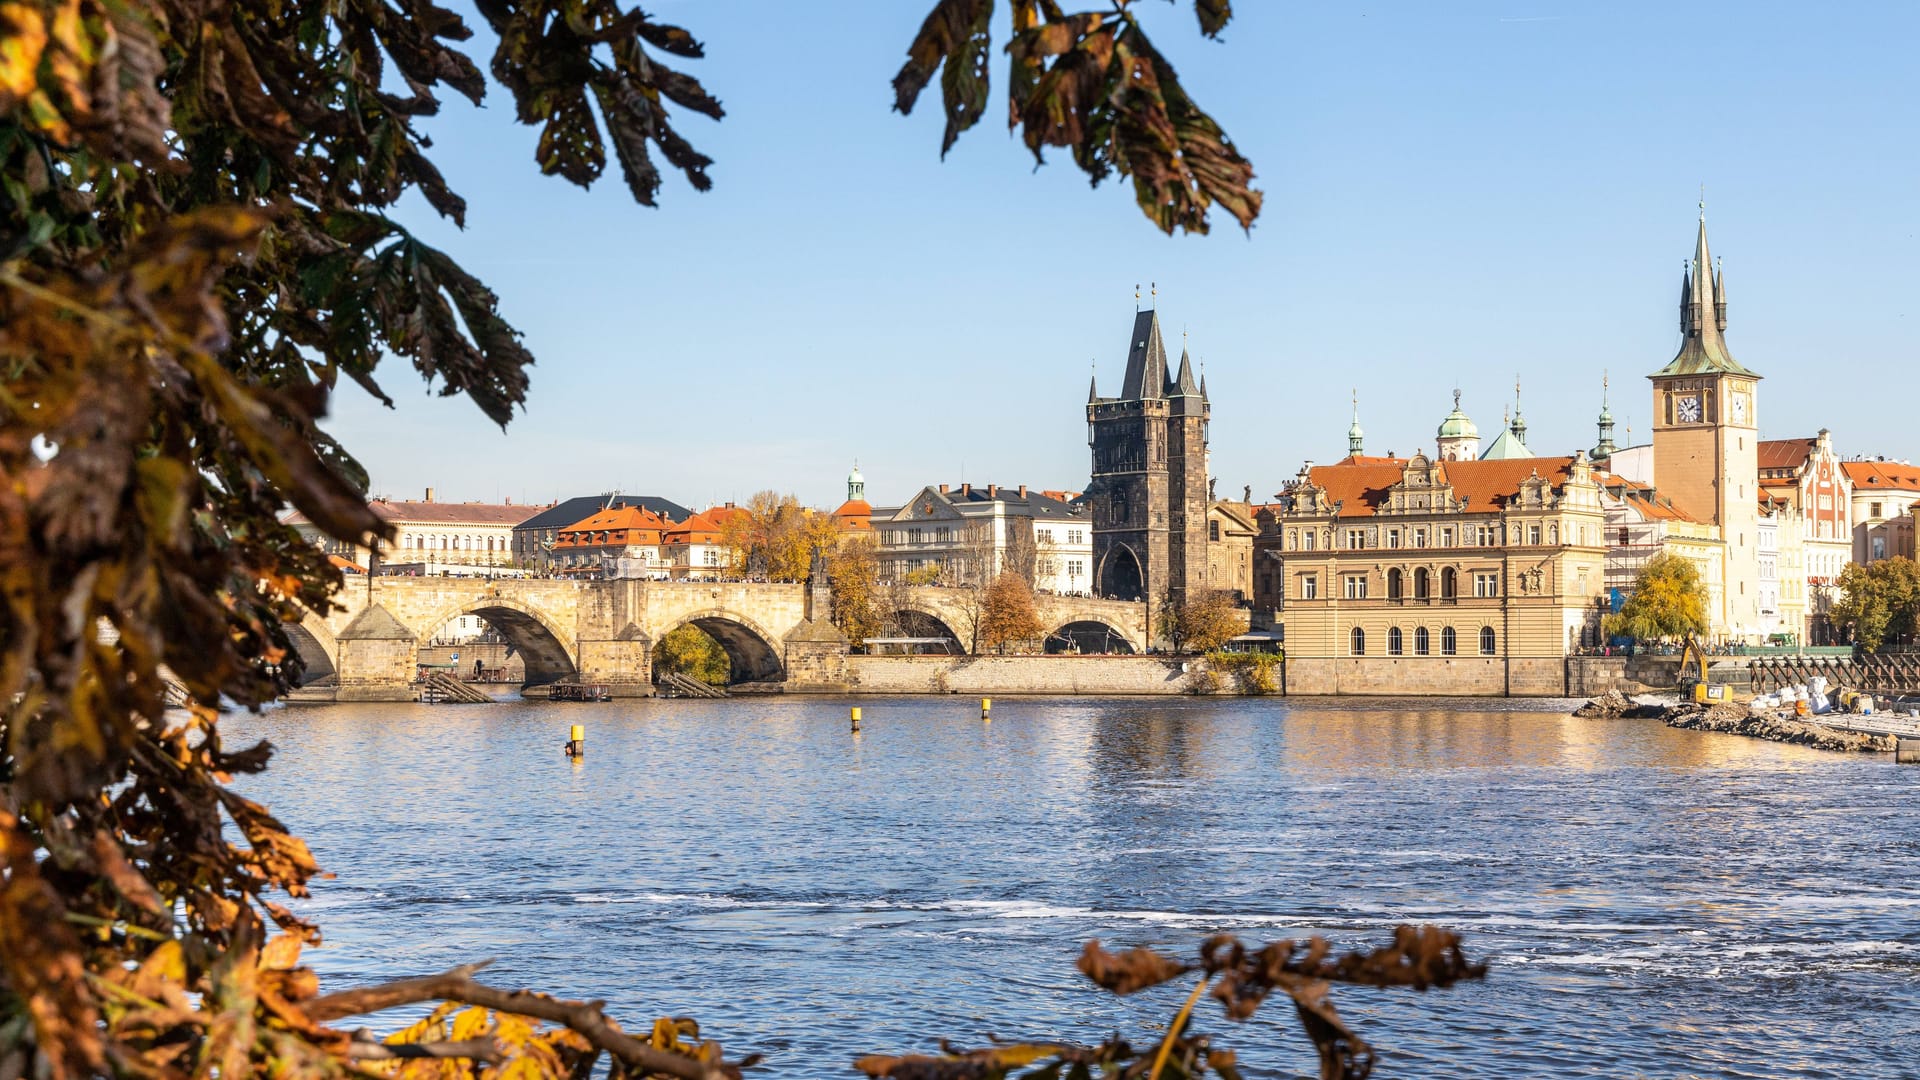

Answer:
[1509,378,1528,446]
[1656,209,1756,377]
[1592,372,1617,459]
[1120,309,1170,399]
[1173,347,1200,396]
[1088,369,1099,403]
[1346,391,1365,457]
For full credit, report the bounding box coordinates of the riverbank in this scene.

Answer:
[1573,690,1897,753]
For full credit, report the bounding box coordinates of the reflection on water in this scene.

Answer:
[224,696,1920,1078]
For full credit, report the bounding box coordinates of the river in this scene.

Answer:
[224,696,1920,1078]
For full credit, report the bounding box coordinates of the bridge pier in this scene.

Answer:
[575,625,653,697]
[334,603,421,702]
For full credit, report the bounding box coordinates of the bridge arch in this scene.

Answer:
[1047,619,1138,655]
[415,598,578,687]
[286,612,339,685]
[886,608,964,650]
[658,609,785,684]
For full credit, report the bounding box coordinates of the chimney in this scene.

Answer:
[962,483,971,496]
[988,484,998,498]
[424,487,435,503]
[1019,484,1027,498]
[939,484,949,494]
[505,496,512,505]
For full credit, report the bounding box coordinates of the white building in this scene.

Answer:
[286,489,543,577]
[870,483,1093,595]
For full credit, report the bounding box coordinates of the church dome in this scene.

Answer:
[1436,390,1478,440]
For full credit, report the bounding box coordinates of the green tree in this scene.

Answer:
[653,624,731,685]
[1604,552,1711,642]
[1831,557,1920,651]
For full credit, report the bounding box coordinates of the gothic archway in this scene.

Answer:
[1101,545,1144,602]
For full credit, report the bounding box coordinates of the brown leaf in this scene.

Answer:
[1076,939,1193,994]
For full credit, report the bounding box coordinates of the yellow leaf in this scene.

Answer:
[449,1005,493,1041]
[0,2,47,101]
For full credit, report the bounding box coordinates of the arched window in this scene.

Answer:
[1480,626,1497,655]
[1350,627,1366,656]
[1441,627,1457,655]
[1414,626,1430,655]
[1414,567,1430,599]
[1387,627,1403,655]
[1386,568,1403,599]
[1441,567,1457,598]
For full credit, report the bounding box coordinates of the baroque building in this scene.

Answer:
[1086,307,1210,604]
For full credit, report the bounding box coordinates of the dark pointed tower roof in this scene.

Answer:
[1120,309,1169,399]
[1654,210,1758,378]
[1172,347,1200,396]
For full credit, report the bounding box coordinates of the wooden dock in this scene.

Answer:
[656,672,727,699]
[549,683,612,702]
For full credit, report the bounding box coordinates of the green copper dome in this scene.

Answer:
[1436,389,1478,440]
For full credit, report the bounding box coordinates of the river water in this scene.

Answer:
[225,697,1920,1078]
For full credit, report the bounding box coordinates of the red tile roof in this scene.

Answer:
[1842,460,1920,493]
[1758,438,1816,472]
[830,499,873,529]
[554,505,672,547]
[664,511,726,543]
[1301,457,1577,517]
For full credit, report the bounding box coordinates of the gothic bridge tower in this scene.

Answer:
[1086,306,1210,605]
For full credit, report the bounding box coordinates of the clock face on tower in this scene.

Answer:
[1676,395,1702,423]
[1730,394,1748,423]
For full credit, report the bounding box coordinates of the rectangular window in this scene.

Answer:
[1347,529,1367,550]
[1344,574,1368,599]
[1386,529,1401,549]
[1474,572,1499,597]
[1440,527,1454,547]
[1301,574,1319,600]
[1871,502,1884,518]
[1528,525,1542,545]
[1304,532,1317,551]
[1414,529,1427,548]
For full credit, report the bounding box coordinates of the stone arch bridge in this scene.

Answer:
[294,576,1145,700]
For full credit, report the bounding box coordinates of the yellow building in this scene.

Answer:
[1253,450,1607,696]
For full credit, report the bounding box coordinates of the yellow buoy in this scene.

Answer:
[981,697,991,720]
[851,706,862,732]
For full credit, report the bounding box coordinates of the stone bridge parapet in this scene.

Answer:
[297,576,1145,701]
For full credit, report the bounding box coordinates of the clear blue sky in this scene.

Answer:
[325,1,1918,511]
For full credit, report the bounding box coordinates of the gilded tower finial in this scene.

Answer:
[1134,283,1141,310]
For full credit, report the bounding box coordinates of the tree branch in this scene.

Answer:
[306,964,731,1080]
[346,1037,503,1062]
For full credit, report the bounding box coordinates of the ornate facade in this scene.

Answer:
[1254,450,1607,695]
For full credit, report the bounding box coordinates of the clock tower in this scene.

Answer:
[1649,208,1761,634]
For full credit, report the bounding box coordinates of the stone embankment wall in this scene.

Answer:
[841,656,1195,695]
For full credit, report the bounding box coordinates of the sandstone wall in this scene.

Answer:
[843,656,1194,695]
[1284,655,1572,696]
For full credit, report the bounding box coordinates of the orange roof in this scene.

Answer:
[664,511,726,544]
[554,504,671,548]
[831,499,873,529]
[1842,460,1920,493]
[328,554,367,574]
[1299,457,1576,517]
[1621,490,1696,522]
[1758,438,1817,472]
